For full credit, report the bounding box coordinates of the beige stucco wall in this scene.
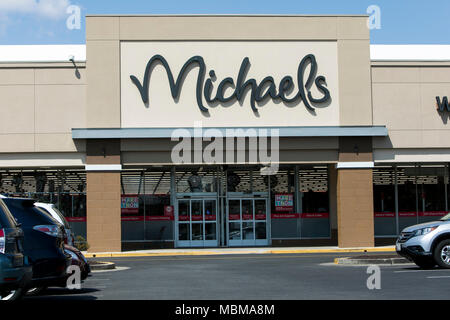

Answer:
[87,15,373,132]
[5,16,450,167]
[121,137,339,165]
[0,63,87,160]
[372,61,450,162]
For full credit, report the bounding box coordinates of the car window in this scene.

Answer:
[3,199,57,227]
[441,213,450,221]
[35,207,61,225]
[0,201,18,228]
[38,206,67,228]
[51,206,70,228]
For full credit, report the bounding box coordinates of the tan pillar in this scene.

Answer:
[336,137,374,248]
[86,140,122,252]
[337,168,374,247]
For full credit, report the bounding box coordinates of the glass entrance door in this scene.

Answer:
[176,197,218,247]
[227,197,269,246]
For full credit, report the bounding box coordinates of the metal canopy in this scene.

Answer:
[72,126,388,139]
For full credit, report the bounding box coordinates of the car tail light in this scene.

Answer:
[33,225,61,237]
[0,229,5,254]
[3,277,17,282]
[0,229,20,255]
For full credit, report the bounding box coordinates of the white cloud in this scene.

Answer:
[0,0,71,19]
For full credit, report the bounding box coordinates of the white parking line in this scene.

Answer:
[427,276,450,279]
[87,278,110,281]
[394,269,450,273]
[91,266,130,273]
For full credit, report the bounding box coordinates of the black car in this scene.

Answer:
[65,245,91,281]
[2,197,71,291]
[0,198,32,300]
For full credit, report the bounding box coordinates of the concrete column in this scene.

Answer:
[336,137,375,248]
[86,139,122,252]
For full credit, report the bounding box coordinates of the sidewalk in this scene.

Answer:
[83,246,396,258]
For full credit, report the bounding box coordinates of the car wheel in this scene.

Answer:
[26,286,47,296]
[413,258,436,269]
[0,288,24,301]
[434,239,450,269]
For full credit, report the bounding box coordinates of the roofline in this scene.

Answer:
[1,44,450,64]
[0,44,85,64]
[370,44,450,62]
[85,14,370,17]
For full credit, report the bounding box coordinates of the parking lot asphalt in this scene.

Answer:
[23,252,450,300]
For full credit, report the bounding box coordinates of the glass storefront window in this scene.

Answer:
[299,167,330,238]
[416,165,447,223]
[175,168,219,193]
[268,166,330,239]
[205,224,216,240]
[374,164,449,237]
[0,169,87,239]
[121,170,173,242]
[270,168,298,239]
[373,167,396,236]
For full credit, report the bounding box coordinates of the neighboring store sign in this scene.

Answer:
[436,96,449,112]
[121,195,139,214]
[131,54,331,113]
[274,193,294,212]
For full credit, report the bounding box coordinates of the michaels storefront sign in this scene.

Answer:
[121,41,340,128]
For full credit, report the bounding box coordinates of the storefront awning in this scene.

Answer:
[72,126,388,139]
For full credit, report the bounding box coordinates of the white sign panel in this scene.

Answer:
[121,41,340,128]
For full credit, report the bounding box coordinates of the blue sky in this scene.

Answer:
[0,0,449,45]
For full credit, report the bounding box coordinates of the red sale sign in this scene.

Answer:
[275,193,294,212]
[121,195,139,214]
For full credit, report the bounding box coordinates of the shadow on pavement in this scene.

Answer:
[24,287,101,301]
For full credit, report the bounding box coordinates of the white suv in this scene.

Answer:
[396,213,450,269]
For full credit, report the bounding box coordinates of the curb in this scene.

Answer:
[334,256,409,265]
[88,261,116,270]
[84,247,396,258]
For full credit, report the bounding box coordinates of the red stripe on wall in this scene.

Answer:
[374,212,395,218]
[300,212,329,219]
[121,216,174,221]
[374,211,449,218]
[270,213,329,219]
[271,213,301,219]
[66,217,87,222]
[419,211,448,217]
